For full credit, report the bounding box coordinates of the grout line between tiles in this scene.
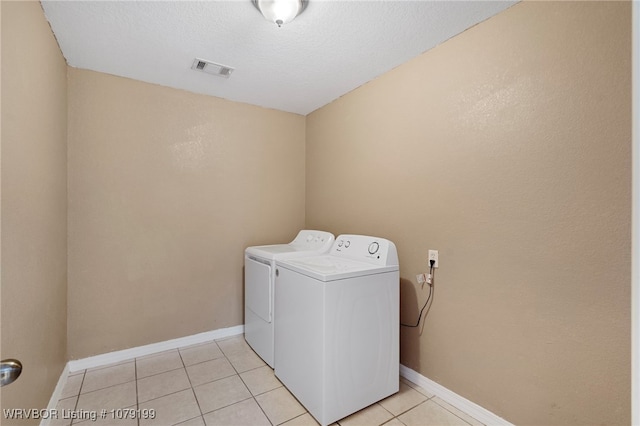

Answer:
[235,371,274,425]
[199,394,255,417]
[177,345,206,420]
[134,358,140,426]
[286,413,309,425]
[74,370,85,411]
[377,402,396,419]
[390,399,430,420]
[137,387,194,406]
[171,413,202,426]
[78,377,137,397]
[71,371,86,425]
[209,337,276,424]
[137,364,184,380]
[251,383,285,398]
[430,398,477,426]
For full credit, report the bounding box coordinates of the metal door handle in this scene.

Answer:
[1,359,22,387]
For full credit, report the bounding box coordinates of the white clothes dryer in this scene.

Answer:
[244,230,334,368]
[274,235,399,426]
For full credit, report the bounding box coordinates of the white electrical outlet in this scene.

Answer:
[428,250,439,268]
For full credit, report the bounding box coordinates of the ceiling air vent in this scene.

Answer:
[191,58,234,78]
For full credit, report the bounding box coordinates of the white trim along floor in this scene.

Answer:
[41,326,512,426]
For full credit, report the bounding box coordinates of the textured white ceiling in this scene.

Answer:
[41,0,516,115]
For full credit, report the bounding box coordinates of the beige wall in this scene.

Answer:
[67,69,305,359]
[1,0,68,419]
[306,2,631,425]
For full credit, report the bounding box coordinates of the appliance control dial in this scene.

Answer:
[307,234,314,242]
[337,240,344,247]
[345,240,351,248]
[368,242,379,255]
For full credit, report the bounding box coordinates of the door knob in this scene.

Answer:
[0,359,22,387]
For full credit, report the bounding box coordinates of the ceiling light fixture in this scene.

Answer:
[252,0,308,27]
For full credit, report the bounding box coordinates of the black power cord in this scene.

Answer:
[401,259,435,328]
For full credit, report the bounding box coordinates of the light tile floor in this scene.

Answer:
[53,336,484,426]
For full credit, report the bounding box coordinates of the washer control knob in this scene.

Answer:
[368,242,379,255]
[337,240,344,247]
[307,234,314,242]
[345,240,351,248]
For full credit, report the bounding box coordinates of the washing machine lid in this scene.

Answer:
[277,255,399,282]
[245,230,335,261]
[246,244,311,261]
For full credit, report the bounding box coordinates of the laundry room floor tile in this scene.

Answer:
[73,410,139,426]
[431,397,484,426]
[139,389,201,426]
[379,381,429,416]
[55,334,485,426]
[175,416,205,426]
[225,349,266,373]
[186,357,236,387]
[281,413,321,425]
[382,419,405,426]
[338,402,394,426]
[81,362,135,394]
[239,365,282,396]
[50,396,77,426]
[398,400,473,426]
[59,372,84,399]
[76,381,136,413]
[193,374,252,414]
[179,341,225,366]
[255,386,307,425]
[215,335,252,356]
[136,350,183,378]
[137,367,191,403]
[202,397,271,426]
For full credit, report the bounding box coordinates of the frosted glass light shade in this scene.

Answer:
[252,0,308,27]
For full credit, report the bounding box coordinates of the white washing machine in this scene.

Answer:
[244,230,334,368]
[274,234,399,426]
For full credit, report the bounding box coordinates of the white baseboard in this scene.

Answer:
[399,364,513,426]
[67,324,244,372]
[42,325,243,425]
[51,328,509,426]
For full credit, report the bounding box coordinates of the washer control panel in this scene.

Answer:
[330,234,398,266]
